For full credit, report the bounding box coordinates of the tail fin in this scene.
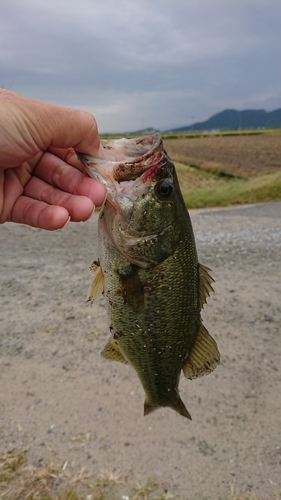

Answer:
[144,396,192,420]
[172,397,192,420]
[144,400,159,417]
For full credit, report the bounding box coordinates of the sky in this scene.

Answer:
[1,0,281,133]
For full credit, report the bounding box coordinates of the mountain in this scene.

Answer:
[169,108,281,132]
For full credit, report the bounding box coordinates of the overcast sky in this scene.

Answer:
[1,0,281,133]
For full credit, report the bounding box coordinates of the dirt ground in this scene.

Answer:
[0,202,281,499]
[164,134,281,178]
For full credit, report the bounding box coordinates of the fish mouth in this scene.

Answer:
[77,133,167,202]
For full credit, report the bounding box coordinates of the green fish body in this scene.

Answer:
[78,134,219,419]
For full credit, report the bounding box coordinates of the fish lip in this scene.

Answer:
[103,133,162,163]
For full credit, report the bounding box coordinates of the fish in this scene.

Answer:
[78,133,220,420]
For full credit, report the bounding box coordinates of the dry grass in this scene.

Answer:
[0,449,173,500]
[1,450,280,500]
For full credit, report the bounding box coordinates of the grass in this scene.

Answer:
[175,162,281,208]
[1,449,280,500]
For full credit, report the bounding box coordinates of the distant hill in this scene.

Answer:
[169,108,281,132]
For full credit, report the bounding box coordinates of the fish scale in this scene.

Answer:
[78,134,220,419]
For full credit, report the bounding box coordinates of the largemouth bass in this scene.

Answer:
[78,134,219,420]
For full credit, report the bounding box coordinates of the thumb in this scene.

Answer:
[5,91,104,158]
[37,102,103,157]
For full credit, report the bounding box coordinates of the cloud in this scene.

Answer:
[1,0,281,132]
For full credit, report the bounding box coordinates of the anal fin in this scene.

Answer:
[101,337,128,364]
[183,320,220,380]
[87,260,104,303]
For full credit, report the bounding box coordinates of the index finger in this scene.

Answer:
[47,147,85,171]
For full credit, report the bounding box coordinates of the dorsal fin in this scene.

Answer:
[87,260,104,303]
[101,337,128,364]
[199,263,215,309]
[182,320,220,380]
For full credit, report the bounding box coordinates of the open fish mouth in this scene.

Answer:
[110,134,163,182]
[77,133,169,203]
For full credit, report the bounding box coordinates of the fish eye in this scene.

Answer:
[155,180,173,200]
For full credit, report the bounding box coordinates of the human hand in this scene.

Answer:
[0,90,106,230]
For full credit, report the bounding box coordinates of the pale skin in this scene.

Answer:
[0,90,106,230]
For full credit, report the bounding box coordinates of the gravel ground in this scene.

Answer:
[0,202,280,499]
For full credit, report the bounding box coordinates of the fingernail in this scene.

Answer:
[89,205,96,218]
[62,216,71,228]
[81,205,96,223]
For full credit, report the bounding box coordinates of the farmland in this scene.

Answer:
[163,131,281,178]
[162,131,281,208]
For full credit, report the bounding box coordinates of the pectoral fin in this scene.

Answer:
[101,338,128,364]
[183,321,220,380]
[199,263,215,309]
[87,260,104,303]
[119,268,144,312]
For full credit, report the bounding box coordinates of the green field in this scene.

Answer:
[176,162,281,208]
